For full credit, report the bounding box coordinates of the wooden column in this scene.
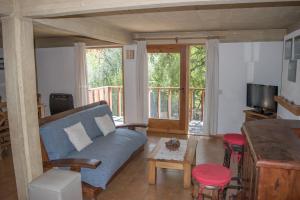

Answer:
[1,16,43,199]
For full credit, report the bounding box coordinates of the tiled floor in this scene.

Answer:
[0,134,238,200]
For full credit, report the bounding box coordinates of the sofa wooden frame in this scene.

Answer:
[39,101,147,199]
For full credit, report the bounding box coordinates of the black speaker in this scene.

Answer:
[49,93,74,115]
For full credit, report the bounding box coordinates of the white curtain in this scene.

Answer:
[203,39,220,135]
[136,41,149,123]
[74,42,89,107]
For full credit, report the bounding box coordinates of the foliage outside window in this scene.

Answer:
[86,48,123,117]
[189,45,206,121]
[86,48,123,88]
[147,45,206,120]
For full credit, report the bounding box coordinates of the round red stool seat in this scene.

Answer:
[192,163,231,188]
[223,133,245,146]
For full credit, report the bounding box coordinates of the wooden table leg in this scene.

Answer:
[148,160,156,184]
[183,163,191,188]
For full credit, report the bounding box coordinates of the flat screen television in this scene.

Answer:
[247,83,278,114]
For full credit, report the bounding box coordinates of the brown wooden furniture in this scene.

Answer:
[0,97,45,159]
[243,110,276,122]
[148,137,197,188]
[39,101,147,199]
[241,119,300,200]
[0,127,10,160]
[274,96,300,116]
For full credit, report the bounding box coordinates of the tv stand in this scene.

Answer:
[244,110,277,122]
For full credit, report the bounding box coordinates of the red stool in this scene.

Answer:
[223,133,245,180]
[192,163,231,200]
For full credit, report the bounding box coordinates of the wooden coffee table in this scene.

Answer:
[147,138,197,188]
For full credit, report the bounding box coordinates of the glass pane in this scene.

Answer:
[295,36,300,59]
[148,53,180,119]
[86,48,124,125]
[189,45,206,134]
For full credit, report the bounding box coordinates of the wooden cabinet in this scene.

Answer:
[244,110,276,122]
[241,141,258,200]
[241,120,300,200]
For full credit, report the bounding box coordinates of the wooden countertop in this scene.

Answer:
[242,119,300,169]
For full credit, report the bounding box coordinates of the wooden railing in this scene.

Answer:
[88,86,205,121]
[88,86,123,116]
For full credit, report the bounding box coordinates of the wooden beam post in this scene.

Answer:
[34,18,132,44]
[1,16,43,199]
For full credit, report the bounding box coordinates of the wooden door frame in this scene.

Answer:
[147,44,189,135]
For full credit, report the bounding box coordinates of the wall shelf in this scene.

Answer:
[275,96,300,116]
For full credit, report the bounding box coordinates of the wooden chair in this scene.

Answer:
[0,129,10,160]
[0,101,9,160]
[39,101,147,199]
[0,94,45,159]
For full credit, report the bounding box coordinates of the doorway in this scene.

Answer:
[188,45,206,135]
[147,44,206,135]
[85,47,124,125]
[147,45,188,134]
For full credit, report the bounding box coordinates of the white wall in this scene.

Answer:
[123,44,139,123]
[217,42,283,133]
[278,29,300,120]
[36,47,76,116]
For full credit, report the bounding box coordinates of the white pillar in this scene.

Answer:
[1,16,43,199]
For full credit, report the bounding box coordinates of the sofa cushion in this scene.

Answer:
[40,104,112,160]
[78,104,114,139]
[65,128,147,189]
[94,114,115,136]
[64,122,93,151]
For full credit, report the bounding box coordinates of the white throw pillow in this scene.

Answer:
[64,122,93,151]
[94,114,116,136]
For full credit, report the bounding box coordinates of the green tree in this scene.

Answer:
[86,48,122,88]
[189,45,206,89]
[148,53,180,87]
[148,45,206,119]
[148,45,206,89]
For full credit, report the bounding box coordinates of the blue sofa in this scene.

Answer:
[39,102,147,197]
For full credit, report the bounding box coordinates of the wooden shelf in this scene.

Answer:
[274,96,300,116]
[244,110,276,122]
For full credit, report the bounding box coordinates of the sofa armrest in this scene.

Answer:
[44,158,101,172]
[116,123,148,130]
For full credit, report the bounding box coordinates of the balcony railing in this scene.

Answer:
[88,86,205,121]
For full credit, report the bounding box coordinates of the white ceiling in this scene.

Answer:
[2,5,300,47]
[93,6,300,33]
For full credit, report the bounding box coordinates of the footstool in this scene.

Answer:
[29,169,82,200]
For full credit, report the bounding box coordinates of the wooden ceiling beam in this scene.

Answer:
[34,18,132,44]
[34,36,115,48]
[21,0,300,18]
[134,29,287,43]
[0,0,13,16]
